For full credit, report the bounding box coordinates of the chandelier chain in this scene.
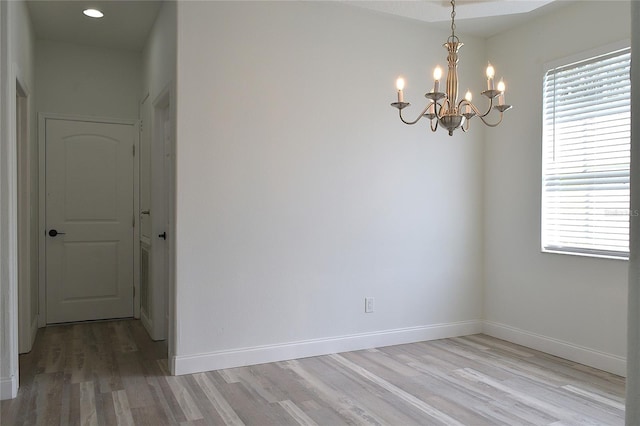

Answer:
[450,0,456,38]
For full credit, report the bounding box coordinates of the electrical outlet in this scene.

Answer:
[365,297,374,313]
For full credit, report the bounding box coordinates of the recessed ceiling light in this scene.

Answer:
[83,8,104,18]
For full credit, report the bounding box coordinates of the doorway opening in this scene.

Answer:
[140,86,174,352]
[7,1,176,401]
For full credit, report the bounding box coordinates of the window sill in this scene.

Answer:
[541,248,629,261]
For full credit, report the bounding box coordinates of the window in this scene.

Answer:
[542,45,631,259]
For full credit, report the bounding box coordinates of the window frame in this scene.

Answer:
[541,40,631,261]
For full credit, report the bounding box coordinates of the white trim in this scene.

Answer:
[149,85,172,342]
[138,92,150,324]
[38,113,137,126]
[2,7,20,395]
[482,320,626,377]
[173,320,482,376]
[152,81,177,371]
[15,65,33,355]
[544,39,630,73]
[37,114,46,328]
[38,113,140,326]
[0,375,18,400]
[133,120,141,320]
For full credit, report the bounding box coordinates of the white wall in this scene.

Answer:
[627,1,640,421]
[174,1,486,373]
[140,0,177,239]
[0,0,35,399]
[484,1,631,375]
[0,0,11,399]
[140,0,177,344]
[15,0,37,357]
[13,0,37,358]
[36,40,141,120]
[142,1,176,105]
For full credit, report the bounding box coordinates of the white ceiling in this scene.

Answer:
[346,0,566,37]
[25,0,565,52]
[27,0,163,51]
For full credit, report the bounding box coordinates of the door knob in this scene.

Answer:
[158,232,166,240]
[48,229,66,237]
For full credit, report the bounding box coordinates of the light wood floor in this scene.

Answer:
[0,320,625,425]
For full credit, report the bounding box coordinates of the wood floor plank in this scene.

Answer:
[561,384,625,410]
[289,356,423,425]
[165,375,205,421]
[278,399,319,426]
[112,389,136,426]
[145,374,182,425]
[155,370,191,424]
[329,353,466,426]
[193,372,245,426]
[212,377,298,426]
[1,319,626,426]
[79,380,98,426]
[340,349,514,424]
[178,374,227,425]
[67,381,81,426]
[130,404,173,426]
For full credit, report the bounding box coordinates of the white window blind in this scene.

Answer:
[542,47,631,259]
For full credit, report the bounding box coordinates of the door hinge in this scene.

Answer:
[133,144,136,156]
[133,287,136,298]
[132,214,135,227]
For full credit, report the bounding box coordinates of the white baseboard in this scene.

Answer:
[482,320,626,377]
[0,375,18,400]
[174,320,482,375]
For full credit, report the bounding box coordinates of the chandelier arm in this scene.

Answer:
[476,111,505,127]
[430,118,438,132]
[462,98,494,118]
[457,99,477,116]
[398,104,433,125]
[461,117,470,132]
[458,98,506,127]
[458,99,504,126]
[480,96,498,118]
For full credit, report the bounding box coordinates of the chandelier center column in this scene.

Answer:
[445,40,462,114]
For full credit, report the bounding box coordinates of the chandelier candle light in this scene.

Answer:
[391,0,512,136]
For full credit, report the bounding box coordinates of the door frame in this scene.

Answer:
[15,70,36,354]
[38,113,141,327]
[152,82,177,370]
[0,58,25,399]
[139,92,153,336]
[146,85,173,342]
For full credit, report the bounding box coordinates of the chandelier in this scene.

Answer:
[391,0,512,136]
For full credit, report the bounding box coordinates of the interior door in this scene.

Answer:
[147,102,171,341]
[161,106,172,336]
[139,94,153,337]
[45,118,135,324]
